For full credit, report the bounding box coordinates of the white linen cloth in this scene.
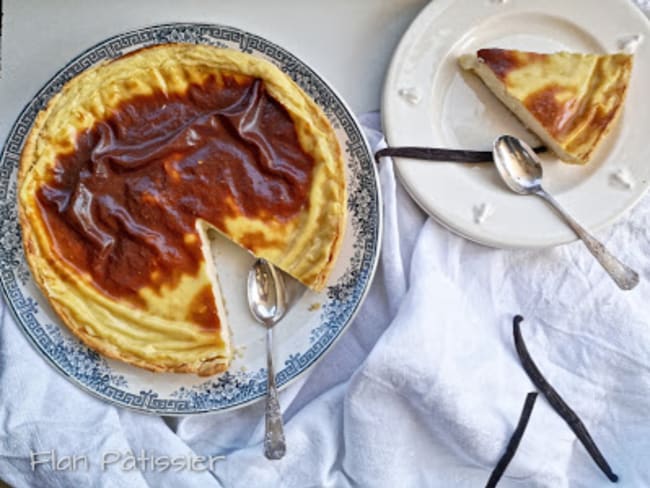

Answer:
[1,112,649,487]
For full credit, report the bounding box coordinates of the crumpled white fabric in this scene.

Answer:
[1,111,649,487]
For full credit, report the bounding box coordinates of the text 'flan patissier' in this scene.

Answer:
[19,44,347,375]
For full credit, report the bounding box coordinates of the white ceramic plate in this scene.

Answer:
[0,24,381,414]
[382,0,650,248]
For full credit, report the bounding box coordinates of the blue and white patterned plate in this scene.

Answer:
[0,23,381,414]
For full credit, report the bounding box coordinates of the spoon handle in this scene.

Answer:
[264,327,286,460]
[536,189,639,290]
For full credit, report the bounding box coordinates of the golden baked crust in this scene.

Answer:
[460,49,633,164]
[18,44,346,375]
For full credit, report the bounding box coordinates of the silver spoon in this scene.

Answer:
[247,258,288,460]
[493,135,639,291]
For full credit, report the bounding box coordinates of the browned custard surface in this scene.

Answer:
[18,44,347,374]
[476,48,548,81]
[462,48,633,164]
[36,74,314,308]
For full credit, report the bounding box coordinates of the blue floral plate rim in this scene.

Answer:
[0,22,382,415]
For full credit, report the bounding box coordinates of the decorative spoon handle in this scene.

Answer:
[264,327,286,460]
[536,189,639,291]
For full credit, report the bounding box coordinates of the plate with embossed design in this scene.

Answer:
[0,24,381,414]
[382,0,650,248]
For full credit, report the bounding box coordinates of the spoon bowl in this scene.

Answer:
[247,258,287,325]
[492,136,543,195]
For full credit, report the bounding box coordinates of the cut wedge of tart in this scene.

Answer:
[459,49,633,164]
[19,44,346,376]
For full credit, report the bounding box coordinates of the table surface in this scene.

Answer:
[0,0,428,143]
[1,3,649,487]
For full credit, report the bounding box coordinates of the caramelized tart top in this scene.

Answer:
[19,44,346,375]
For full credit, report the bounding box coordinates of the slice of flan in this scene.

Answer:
[459,49,633,164]
[18,44,346,376]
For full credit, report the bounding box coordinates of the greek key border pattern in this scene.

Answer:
[0,23,379,414]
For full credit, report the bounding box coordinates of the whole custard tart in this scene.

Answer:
[18,44,347,376]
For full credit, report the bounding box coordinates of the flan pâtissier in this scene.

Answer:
[19,44,346,375]
[460,49,633,164]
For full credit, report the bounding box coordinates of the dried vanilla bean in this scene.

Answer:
[513,315,618,483]
[485,392,538,488]
[374,146,546,164]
